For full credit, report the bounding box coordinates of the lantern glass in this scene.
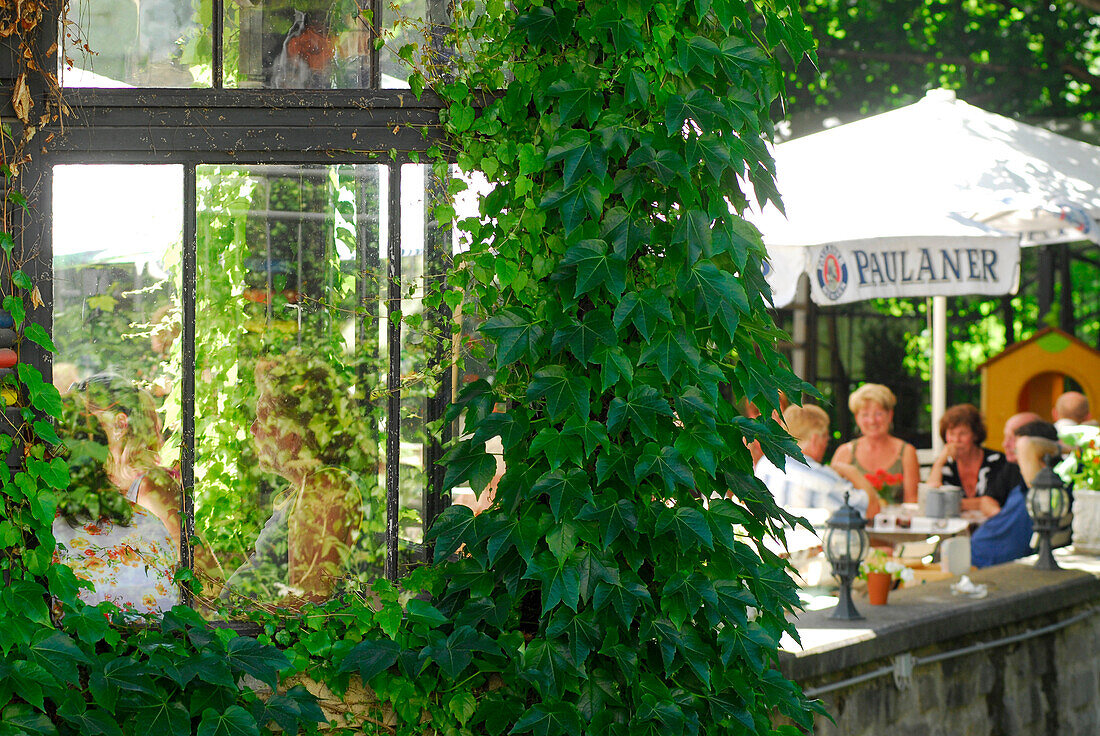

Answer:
[825,526,867,563]
[1030,486,1053,518]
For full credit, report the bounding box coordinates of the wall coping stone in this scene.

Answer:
[780,550,1100,683]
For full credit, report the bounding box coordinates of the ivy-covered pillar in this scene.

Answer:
[400,0,828,730]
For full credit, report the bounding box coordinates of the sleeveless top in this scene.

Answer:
[221,466,363,605]
[851,437,908,505]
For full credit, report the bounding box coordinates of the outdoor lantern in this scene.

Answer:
[1029,457,1070,571]
[824,491,869,620]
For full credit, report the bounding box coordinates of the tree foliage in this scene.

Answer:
[780,0,1099,132]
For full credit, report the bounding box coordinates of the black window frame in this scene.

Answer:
[15,4,458,609]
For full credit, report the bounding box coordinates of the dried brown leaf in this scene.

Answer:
[11,73,31,123]
[30,285,43,309]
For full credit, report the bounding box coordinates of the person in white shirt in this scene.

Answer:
[755,404,881,519]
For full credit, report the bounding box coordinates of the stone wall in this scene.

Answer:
[779,556,1100,735]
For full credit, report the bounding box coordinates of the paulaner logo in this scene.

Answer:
[816,244,848,301]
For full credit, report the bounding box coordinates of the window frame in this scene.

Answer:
[22,12,458,609]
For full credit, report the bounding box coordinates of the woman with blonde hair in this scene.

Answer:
[831,383,919,504]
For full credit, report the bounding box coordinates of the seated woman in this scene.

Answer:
[831,383,919,505]
[52,396,178,615]
[970,433,1059,568]
[73,374,181,550]
[220,353,362,607]
[927,403,1007,516]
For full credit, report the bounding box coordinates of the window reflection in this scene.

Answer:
[61,0,206,88]
[52,163,447,612]
[195,163,442,609]
[227,4,374,89]
[52,165,185,612]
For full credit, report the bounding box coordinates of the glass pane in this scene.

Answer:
[224,3,373,88]
[51,164,184,615]
[61,1,208,87]
[195,163,446,610]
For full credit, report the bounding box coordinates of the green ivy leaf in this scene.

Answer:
[607,385,674,440]
[56,702,123,736]
[526,366,589,420]
[406,598,449,627]
[225,636,289,691]
[672,209,713,263]
[560,239,626,297]
[253,686,326,733]
[546,130,608,188]
[550,310,615,364]
[530,467,590,520]
[177,652,235,689]
[336,638,400,683]
[664,89,731,134]
[17,364,62,418]
[594,345,634,392]
[422,625,489,679]
[448,691,478,726]
[520,638,574,697]
[22,323,55,352]
[523,552,580,614]
[613,289,674,341]
[197,706,260,736]
[441,442,498,495]
[623,68,649,105]
[511,702,583,736]
[529,427,584,470]
[427,504,478,563]
[10,270,32,292]
[677,35,720,73]
[639,328,702,381]
[636,445,697,493]
[540,182,604,233]
[655,505,713,549]
[0,232,13,257]
[547,76,602,127]
[592,578,651,626]
[1,704,58,736]
[3,295,25,330]
[482,307,545,366]
[28,630,89,685]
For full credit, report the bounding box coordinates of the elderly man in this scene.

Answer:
[755,404,880,518]
[982,411,1040,512]
[1053,391,1091,433]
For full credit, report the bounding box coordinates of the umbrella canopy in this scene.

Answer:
[756,88,1100,308]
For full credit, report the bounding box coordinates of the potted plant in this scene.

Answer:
[860,549,915,605]
[1059,426,1100,552]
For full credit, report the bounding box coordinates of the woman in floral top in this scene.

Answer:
[52,393,178,615]
[53,507,178,614]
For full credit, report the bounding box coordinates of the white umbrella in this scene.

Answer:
[752,88,1100,447]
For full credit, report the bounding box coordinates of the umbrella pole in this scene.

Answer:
[931,296,947,454]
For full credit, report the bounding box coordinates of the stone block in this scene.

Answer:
[1069,669,1097,711]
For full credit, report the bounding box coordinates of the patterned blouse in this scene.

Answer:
[53,505,178,616]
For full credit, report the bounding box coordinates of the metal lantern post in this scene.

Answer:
[824,492,870,620]
[1029,458,1070,571]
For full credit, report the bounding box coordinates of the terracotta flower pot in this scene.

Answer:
[866,571,892,605]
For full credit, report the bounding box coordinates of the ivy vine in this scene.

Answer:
[0,0,828,733]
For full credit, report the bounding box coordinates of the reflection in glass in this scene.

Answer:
[195,164,443,609]
[61,0,207,88]
[52,165,185,612]
[226,3,373,88]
